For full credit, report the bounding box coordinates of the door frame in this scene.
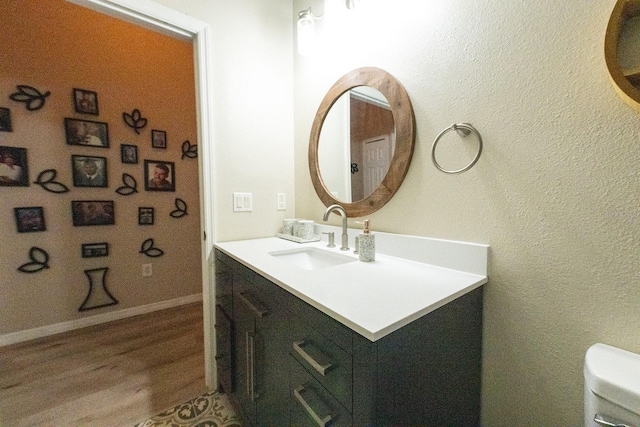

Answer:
[66,0,217,387]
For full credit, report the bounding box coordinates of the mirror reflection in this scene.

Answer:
[318,87,395,203]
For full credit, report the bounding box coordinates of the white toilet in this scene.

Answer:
[584,343,640,426]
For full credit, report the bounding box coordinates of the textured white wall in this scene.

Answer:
[294,0,640,425]
[150,0,295,243]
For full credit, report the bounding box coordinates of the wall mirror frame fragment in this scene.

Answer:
[605,0,640,112]
[309,67,416,217]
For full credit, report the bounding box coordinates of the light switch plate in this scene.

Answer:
[233,192,253,212]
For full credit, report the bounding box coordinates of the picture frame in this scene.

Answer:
[151,129,167,149]
[138,207,155,225]
[144,160,175,192]
[120,144,138,164]
[72,88,99,115]
[0,107,12,132]
[14,207,46,233]
[0,146,29,186]
[72,155,108,188]
[71,200,115,226]
[64,118,109,148]
[81,242,109,258]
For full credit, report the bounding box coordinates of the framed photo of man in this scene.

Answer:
[151,129,167,149]
[72,155,108,188]
[64,118,109,148]
[72,88,99,115]
[14,207,46,233]
[0,108,12,132]
[0,146,29,186]
[144,160,175,192]
[72,200,115,226]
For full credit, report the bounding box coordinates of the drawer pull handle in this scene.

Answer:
[293,341,334,376]
[294,385,333,427]
[594,414,631,427]
[238,291,268,317]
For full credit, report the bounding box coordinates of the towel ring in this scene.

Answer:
[431,123,483,174]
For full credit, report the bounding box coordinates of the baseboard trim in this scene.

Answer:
[0,294,203,347]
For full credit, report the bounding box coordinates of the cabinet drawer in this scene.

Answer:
[290,318,352,412]
[287,295,352,353]
[290,355,351,427]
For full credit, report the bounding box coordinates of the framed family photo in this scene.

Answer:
[120,144,138,164]
[151,129,167,149]
[72,88,99,115]
[72,200,115,226]
[0,146,29,186]
[72,155,108,188]
[0,108,12,132]
[138,207,154,225]
[144,160,175,192]
[14,207,46,233]
[64,118,109,148]
[81,242,109,258]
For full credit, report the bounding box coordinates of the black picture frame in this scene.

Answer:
[72,155,108,188]
[0,107,12,132]
[144,160,175,192]
[72,88,99,115]
[14,207,46,233]
[120,144,138,164]
[81,242,109,258]
[151,129,167,149]
[72,200,115,226]
[0,146,29,186]
[138,207,155,225]
[64,118,109,148]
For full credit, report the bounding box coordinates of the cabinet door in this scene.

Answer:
[233,276,266,426]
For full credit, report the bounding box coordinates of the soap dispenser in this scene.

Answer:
[359,219,375,262]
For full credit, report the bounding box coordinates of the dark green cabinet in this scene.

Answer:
[215,248,483,427]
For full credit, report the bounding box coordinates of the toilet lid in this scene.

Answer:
[584,343,640,415]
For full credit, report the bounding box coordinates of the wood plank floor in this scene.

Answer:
[0,302,207,427]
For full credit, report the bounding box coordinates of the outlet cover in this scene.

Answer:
[142,263,152,277]
[277,193,286,210]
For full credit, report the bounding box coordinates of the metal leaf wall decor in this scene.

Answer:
[139,238,164,258]
[181,140,198,159]
[9,85,51,111]
[115,173,138,195]
[170,198,188,218]
[18,246,50,273]
[122,109,147,134]
[34,169,70,193]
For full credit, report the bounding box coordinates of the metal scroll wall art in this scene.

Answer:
[34,169,70,193]
[181,140,197,159]
[122,108,147,134]
[9,85,51,111]
[431,123,483,174]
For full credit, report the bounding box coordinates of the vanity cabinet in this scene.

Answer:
[215,248,483,426]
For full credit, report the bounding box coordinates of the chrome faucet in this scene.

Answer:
[323,204,349,251]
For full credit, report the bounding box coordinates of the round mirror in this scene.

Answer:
[309,67,415,217]
[605,0,640,112]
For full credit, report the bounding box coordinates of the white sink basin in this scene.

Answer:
[269,247,357,270]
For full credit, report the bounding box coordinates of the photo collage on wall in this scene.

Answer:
[3,83,196,311]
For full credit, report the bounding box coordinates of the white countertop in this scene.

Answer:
[215,232,488,342]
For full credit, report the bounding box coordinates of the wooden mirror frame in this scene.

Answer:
[605,0,640,113]
[309,67,416,217]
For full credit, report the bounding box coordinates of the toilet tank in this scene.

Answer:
[584,343,640,427]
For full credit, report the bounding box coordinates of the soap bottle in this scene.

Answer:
[358,219,375,262]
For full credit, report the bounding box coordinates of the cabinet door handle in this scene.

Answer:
[238,291,269,317]
[293,341,334,376]
[293,385,333,427]
[245,332,257,402]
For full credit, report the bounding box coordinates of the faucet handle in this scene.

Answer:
[322,231,335,248]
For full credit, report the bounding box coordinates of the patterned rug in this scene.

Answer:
[135,390,242,427]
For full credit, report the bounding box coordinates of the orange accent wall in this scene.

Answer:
[0,0,200,336]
